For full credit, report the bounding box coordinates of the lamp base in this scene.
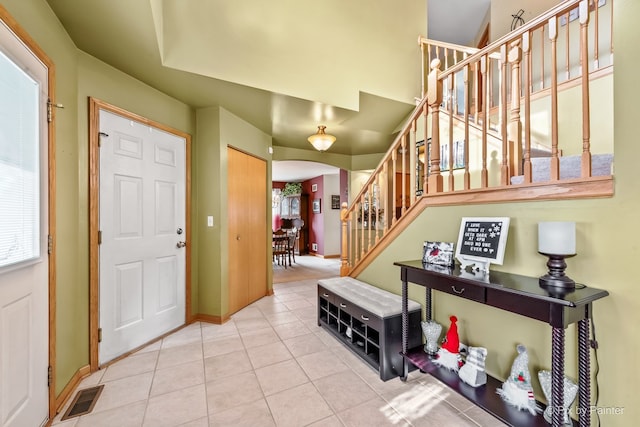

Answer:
[539,273,575,289]
[538,253,576,290]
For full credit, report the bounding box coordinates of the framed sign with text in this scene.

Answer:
[455,217,510,272]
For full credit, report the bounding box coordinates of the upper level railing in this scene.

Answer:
[340,0,614,277]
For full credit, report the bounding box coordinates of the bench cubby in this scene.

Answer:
[317,277,422,381]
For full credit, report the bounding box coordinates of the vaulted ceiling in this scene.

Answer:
[45,0,488,166]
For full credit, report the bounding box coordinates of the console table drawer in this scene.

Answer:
[428,278,486,303]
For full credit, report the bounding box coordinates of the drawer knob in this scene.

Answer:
[361,315,369,321]
[451,286,465,294]
[340,303,347,308]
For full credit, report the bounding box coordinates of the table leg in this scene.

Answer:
[400,279,408,381]
[578,317,591,427]
[551,327,565,427]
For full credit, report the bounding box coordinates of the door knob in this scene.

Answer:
[176,241,186,248]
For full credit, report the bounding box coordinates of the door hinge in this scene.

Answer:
[98,132,109,147]
[47,365,52,387]
[47,99,64,123]
[47,235,53,254]
[98,328,102,343]
[98,230,102,245]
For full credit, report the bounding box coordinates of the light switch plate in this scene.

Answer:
[207,216,214,227]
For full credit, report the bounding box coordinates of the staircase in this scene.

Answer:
[340,0,615,277]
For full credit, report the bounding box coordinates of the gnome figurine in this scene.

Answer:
[496,344,538,415]
[432,316,463,372]
[458,346,488,387]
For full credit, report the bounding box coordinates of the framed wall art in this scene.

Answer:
[331,195,340,209]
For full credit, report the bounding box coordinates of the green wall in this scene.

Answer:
[0,0,348,400]
[356,2,638,424]
[2,0,197,395]
[194,107,274,318]
[219,109,274,309]
[2,0,84,395]
[2,1,638,425]
[194,107,221,316]
[75,56,195,394]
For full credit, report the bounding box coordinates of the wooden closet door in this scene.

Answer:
[227,147,267,315]
[245,152,267,303]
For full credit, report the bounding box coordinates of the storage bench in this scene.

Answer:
[317,277,422,381]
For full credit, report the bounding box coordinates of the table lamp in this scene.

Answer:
[538,221,576,289]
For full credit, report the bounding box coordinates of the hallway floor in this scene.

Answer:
[51,256,506,427]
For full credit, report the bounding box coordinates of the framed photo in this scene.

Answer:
[455,217,510,272]
[311,184,318,192]
[331,195,340,209]
[312,198,321,214]
[422,241,455,267]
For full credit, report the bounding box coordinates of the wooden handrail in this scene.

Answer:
[437,0,593,80]
[340,0,614,277]
[418,37,480,55]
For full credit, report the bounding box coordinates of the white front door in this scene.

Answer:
[99,110,186,364]
[0,18,49,427]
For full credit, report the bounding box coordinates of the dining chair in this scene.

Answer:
[273,229,289,268]
[287,229,297,265]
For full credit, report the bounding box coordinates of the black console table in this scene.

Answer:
[394,260,609,427]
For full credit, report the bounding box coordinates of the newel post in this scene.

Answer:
[340,202,350,277]
[427,58,443,194]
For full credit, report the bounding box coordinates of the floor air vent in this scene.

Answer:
[61,384,104,420]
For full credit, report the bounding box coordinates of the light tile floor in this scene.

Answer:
[51,258,507,427]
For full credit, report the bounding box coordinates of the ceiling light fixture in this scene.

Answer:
[308,125,336,152]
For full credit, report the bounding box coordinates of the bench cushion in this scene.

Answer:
[318,277,421,318]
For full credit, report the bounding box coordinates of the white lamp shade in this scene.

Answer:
[308,125,336,152]
[538,222,576,255]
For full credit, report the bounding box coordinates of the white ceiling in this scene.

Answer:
[272,161,339,182]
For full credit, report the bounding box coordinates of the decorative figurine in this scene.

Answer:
[421,320,442,355]
[496,344,538,415]
[433,316,463,372]
[458,346,488,387]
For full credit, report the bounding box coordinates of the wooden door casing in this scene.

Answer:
[0,8,53,423]
[88,98,192,372]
